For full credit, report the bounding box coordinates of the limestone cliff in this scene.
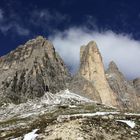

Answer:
[0,36,70,104]
[106,61,140,111]
[71,41,118,106]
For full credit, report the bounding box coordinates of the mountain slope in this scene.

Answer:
[0,36,70,104]
[0,90,139,140]
[106,61,140,111]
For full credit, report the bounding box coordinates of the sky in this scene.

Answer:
[0,0,140,79]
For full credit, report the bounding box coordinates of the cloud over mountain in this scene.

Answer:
[49,27,140,79]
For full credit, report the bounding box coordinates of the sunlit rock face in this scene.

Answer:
[0,36,70,104]
[76,41,118,106]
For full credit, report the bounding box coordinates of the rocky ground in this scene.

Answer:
[40,114,140,140]
[0,90,139,140]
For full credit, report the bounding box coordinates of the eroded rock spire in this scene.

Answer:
[106,61,140,110]
[79,41,118,106]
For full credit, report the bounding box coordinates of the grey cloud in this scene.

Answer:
[49,27,140,79]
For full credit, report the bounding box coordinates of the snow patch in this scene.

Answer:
[10,138,20,140]
[62,111,119,117]
[116,120,135,128]
[124,113,140,116]
[57,89,94,103]
[23,129,39,140]
[69,105,77,108]
[57,112,119,122]
[40,89,94,106]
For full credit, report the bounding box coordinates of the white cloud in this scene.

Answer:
[13,24,30,36]
[0,9,3,21]
[0,9,30,36]
[0,23,30,36]
[49,27,140,79]
[30,9,68,31]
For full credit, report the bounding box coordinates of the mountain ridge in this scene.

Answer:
[0,36,139,111]
[0,36,140,140]
[0,36,70,104]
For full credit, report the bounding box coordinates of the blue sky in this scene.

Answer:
[0,0,140,79]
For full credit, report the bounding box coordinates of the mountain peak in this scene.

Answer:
[78,41,118,106]
[108,61,119,71]
[87,40,97,47]
[0,37,70,104]
[24,35,45,46]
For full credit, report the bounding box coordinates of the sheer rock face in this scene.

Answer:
[0,36,70,104]
[76,41,118,106]
[106,61,140,111]
[69,74,101,103]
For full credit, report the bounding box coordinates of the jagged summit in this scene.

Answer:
[0,36,52,66]
[86,40,98,48]
[79,40,103,81]
[80,41,102,66]
[108,61,119,71]
[0,36,70,104]
[106,61,140,111]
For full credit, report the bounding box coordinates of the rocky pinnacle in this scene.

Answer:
[78,41,118,106]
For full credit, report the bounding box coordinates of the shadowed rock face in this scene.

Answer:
[133,78,140,94]
[70,41,118,107]
[0,36,70,104]
[106,61,140,111]
[69,74,102,102]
